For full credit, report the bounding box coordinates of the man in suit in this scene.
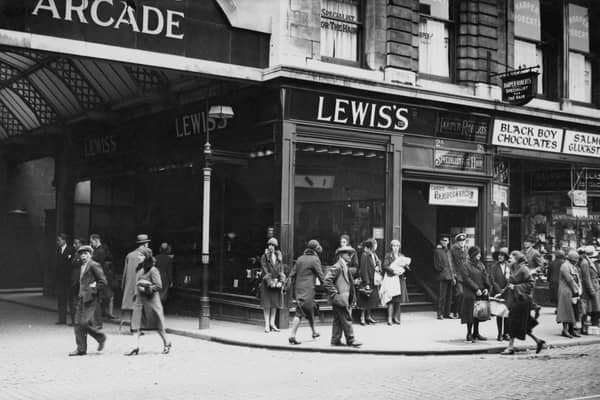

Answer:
[69,245,107,356]
[523,236,544,271]
[55,233,76,325]
[323,245,362,348]
[433,234,456,320]
[121,234,151,325]
[450,233,468,318]
[90,233,115,327]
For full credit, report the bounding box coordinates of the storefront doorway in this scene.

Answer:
[402,180,479,282]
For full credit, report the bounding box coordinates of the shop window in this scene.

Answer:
[514,0,543,94]
[567,3,592,103]
[418,0,452,78]
[320,0,362,64]
[294,145,385,263]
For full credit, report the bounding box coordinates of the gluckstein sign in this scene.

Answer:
[429,185,479,207]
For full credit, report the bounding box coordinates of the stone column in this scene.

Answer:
[385,0,419,85]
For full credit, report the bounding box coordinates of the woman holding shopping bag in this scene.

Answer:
[381,239,411,325]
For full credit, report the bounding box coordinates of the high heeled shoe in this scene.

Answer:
[124,348,139,356]
[270,326,280,332]
[312,332,320,339]
[163,342,172,354]
[536,340,546,354]
[288,337,301,345]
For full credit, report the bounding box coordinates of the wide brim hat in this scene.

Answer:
[136,234,151,244]
[335,245,356,256]
[77,245,93,254]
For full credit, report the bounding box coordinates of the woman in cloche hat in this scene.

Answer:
[259,237,286,333]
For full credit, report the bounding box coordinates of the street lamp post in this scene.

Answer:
[199,104,234,330]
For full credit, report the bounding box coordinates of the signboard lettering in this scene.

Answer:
[429,184,479,207]
[568,4,589,52]
[492,119,563,153]
[515,0,541,40]
[174,111,227,138]
[31,0,184,39]
[437,112,488,142]
[501,71,538,105]
[84,134,117,158]
[563,130,600,158]
[434,150,484,171]
[316,95,408,131]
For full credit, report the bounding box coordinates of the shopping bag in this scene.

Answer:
[473,300,491,321]
[489,298,509,318]
[379,275,401,306]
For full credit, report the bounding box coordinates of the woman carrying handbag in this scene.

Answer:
[357,238,382,325]
[259,238,286,333]
[460,246,491,343]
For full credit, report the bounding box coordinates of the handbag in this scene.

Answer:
[489,298,509,318]
[473,299,491,321]
[136,279,154,297]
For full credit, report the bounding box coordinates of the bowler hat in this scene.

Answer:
[468,246,481,259]
[307,239,322,253]
[455,233,466,242]
[335,245,356,256]
[136,234,151,244]
[77,245,93,254]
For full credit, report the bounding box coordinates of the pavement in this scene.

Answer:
[1,291,600,355]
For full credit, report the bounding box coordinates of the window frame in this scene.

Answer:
[319,0,365,67]
[566,2,593,105]
[513,38,544,96]
[417,0,456,82]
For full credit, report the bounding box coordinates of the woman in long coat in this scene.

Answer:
[260,238,286,333]
[382,239,409,325]
[460,246,490,342]
[357,238,382,325]
[125,249,171,355]
[500,251,545,354]
[557,250,582,338]
[489,247,510,341]
[578,246,600,334]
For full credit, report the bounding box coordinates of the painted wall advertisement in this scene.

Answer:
[569,4,589,52]
[515,0,541,41]
[562,130,600,158]
[429,185,479,207]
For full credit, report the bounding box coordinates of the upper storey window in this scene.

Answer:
[567,3,591,103]
[419,0,452,78]
[320,0,362,64]
[514,0,543,94]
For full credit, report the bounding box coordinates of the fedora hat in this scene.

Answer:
[77,245,93,254]
[335,245,356,256]
[136,234,151,244]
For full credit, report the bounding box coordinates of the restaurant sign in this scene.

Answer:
[429,184,479,207]
[501,71,539,106]
[492,119,563,153]
[434,150,484,172]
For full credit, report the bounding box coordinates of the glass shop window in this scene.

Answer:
[294,144,386,263]
[419,0,452,78]
[320,0,362,63]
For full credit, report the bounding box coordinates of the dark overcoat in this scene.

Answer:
[489,261,510,297]
[433,246,454,281]
[324,259,357,310]
[259,250,285,309]
[56,245,75,295]
[460,259,490,324]
[357,251,381,309]
[579,256,600,313]
[556,261,580,324]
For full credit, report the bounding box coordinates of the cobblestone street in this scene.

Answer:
[1,301,600,400]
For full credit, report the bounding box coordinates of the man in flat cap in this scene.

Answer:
[433,234,456,320]
[121,234,151,327]
[69,245,107,356]
[450,233,468,318]
[323,245,362,347]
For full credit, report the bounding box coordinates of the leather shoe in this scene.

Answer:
[571,331,581,338]
[500,348,515,355]
[359,319,366,326]
[288,337,301,345]
[497,334,502,341]
[502,334,511,341]
[366,317,377,324]
[536,340,546,354]
[330,341,344,346]
[392,318,401,325]
[312,332,320,339]
[560,330,573,338]
[347,340,363,348]
[473,334,487,341]
[465,334,473,343]
[443,315,455,319]
[97,336,106,352]
[68,350,86,356]
[269,326,280,332]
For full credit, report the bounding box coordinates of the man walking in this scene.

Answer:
[121,234,151,325]
[288,239,325,345]
[323,245,362,348]
[56,233,75,325]
[433,234,455,320]
[450,233,468,318]
[90,234,115,327]
[69,245,107,356]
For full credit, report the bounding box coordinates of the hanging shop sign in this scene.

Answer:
[563,130,600,159]
[436,112,489,143]
[501,71,539,106]
[568,190,588,207]
[492,119,563,153]
[429,184,479,207]
[433,150,484,172]
[173,111,228,138]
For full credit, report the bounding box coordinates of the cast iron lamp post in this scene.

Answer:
[199,104,234,329]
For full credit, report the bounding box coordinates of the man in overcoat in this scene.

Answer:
[450,233,468,318]
[288,239,325,345]
[121,234,151,324]
[69,245,107,356]
[323,246,362,348]
[523,236,544,271]
[433,234,456,320]
[90,234,114,326]
[56,233,76,325]
[579,246,599,334]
